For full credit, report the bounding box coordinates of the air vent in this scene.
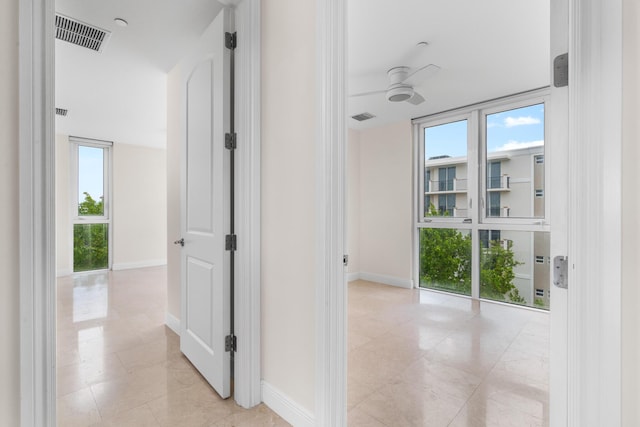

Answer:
[351,112,376,122]
[55,14,111,52]
[56,108,68,116]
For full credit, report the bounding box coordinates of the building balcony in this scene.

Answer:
[487,175,511,192]
[488,206,511,217]
[426,178,468,194]
[453,207,468,218]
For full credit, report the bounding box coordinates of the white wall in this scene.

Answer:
[347,128,361,277]
[166,64,181,321]
[0,0,20,423]
[350,121,414,287]
[55,135,167,274]
[112,143,167,269]
[622,0,640,424]
[261,0,316,412]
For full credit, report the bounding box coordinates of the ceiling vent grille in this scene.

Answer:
[56,108,68,117]
[55,14,111,52]
[351,112,376,122]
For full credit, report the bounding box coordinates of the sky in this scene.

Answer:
[78,145,104,201]
[425,103,545,159]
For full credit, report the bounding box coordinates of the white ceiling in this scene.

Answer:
[55,0,224,148]
[55,0,550,147]
[348,0,550,130]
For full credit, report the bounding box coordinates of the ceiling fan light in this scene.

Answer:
[387,85,413,102]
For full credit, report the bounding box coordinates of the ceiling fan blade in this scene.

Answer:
[403,64,441,86]
[349,89,387,98]
[407,91,425,105]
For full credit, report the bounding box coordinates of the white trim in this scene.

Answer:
[56,269,72,278]
[261,381,314,427]
[231,0,262,409]
[357,272,413,289]
[111,259,167,271]
[164,312,181,336]
[316,0,347,426]
[567,0,622,424]
[346,272,360,282]
[19,0,56,425]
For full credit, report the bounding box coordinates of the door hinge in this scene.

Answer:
[225,32,237,50]
[225,234,237,251]
[225,334,237,352]
[554,53,568,88]
[225,133,237,150]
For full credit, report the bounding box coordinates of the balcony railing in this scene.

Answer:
[488,206,510,217]
[487,175,510,190]
[453,207,468,218]
[427,178,468,193]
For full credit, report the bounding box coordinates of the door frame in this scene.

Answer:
[315,0,623,426]
[20,0,625,425]
[18,0,262,425]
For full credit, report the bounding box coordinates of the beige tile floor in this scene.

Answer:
[347,280,549,427]
[57,268,549,426]
[56,267,288,427]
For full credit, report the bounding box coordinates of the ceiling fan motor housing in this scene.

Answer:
[387,85,414,102]
[386,66,413,102]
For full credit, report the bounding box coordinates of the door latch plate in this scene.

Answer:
[553,256,568,289]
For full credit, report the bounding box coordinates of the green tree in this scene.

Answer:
[420,203,525,303]
[77,191,104,215]
[480,240,525,304]
[419,204,471,294]
[74,192,108,272]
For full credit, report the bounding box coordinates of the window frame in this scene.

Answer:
[417,110,476,224]
[413,88,551,306]
[69,137,114,272]
[480,94,550,225]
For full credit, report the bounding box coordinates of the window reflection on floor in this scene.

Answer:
[56,267,289,427]
[348,280,549,427]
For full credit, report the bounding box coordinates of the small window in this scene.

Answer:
[535,255,545,264]
[535,155,544,164]
[535,288,545,297]
[535,189,544,198]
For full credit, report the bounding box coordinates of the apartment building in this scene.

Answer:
[423,144,550,307]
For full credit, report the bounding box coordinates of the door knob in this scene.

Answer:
[174,238,185,247]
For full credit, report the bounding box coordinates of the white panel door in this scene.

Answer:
[179,7,231,399]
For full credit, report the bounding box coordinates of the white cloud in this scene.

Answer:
[504,116,541,127]
[495,140,544,151]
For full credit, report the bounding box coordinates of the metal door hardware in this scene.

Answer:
[554,53,569,88]
[553,256,568,289]
[174,238,185,247]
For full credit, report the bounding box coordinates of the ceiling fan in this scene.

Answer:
[350,63,441,105]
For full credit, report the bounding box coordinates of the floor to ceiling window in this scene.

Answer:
[70,137,112,272]
[416,90,550,309]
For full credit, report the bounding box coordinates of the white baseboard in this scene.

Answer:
[261,381,314,427]
[164,312,181,336]
[346,272,360,282]
[56,268,72,277]
[358,272,413,289]
[111,259,167,271]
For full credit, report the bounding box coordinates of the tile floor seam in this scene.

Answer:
[143,402,162,427]
[87,384,104,426]
[351,400,392,427]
